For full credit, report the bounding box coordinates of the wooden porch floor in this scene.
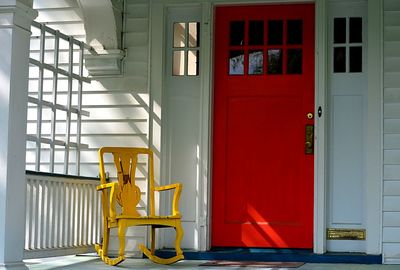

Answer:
[24,255,400,270]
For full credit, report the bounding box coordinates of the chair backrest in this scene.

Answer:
[98,147,156,217]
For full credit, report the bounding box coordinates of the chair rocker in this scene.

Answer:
[95,147,184,266]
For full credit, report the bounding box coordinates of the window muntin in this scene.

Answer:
[228,19,303,76]
[332,17,363,73]
[172,21,200,76]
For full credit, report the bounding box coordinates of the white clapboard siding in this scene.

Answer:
[383,0,400,264]
[33,0,85,39]
[30,0,152,257]
[78,0,151,256]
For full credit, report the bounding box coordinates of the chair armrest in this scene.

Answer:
[96,182,118,220]
[154,183,181,191]
[154,183,182,217]
[97,182,117,191]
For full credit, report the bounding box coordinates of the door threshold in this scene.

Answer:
[155,248,382,264]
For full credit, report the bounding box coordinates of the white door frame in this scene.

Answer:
[148,0,382,254]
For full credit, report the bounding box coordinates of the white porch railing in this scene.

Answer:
[24,171,102,259]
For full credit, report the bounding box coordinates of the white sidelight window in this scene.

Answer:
[26,21,92,175]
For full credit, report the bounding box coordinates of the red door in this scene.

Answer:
[212,4,314,248]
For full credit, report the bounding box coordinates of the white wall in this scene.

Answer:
[30,0,152,257]
[81,0,151,256]
[382,0,400,264]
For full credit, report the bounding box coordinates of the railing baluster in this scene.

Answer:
[33,179,39,249]
[47,181,52,248]
[24,175,101,258]
[25,179,31,250]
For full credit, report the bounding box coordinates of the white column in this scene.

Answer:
[0,1,36,269]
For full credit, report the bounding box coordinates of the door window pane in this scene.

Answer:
[334,18,346,44]
[173,50,185,76]
[189,22,200,47]
[349,17,362,43]
[267,49,282,74]
[249,21,264,45]
[249,50,263,75]
[230,21,245,46]
[268,20,283,45]
[349,46,362,73]
[287,49,302,74]
[229,50,244,75]
[287,20,303,45]
[188,50,199,75]
[173,22,186,48]
[334,47,346,73]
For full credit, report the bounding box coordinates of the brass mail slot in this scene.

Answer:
[305,124,314,154]
[326,228,366,240]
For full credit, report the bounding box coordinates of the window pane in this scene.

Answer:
[287,49,302,74]
[229,50,244,75]
[349,46,362,72]
[173,22,185,48]
[334,47,346,73]
[287,20,303,45]
[188,50,199,76]
[334,18,346,44]
[249,50,263,75]
[249,21,264,45]
[230,21,245,46]
[188,22,200,47]
[173,50,185,76]
[268,49,282,74]
[350,17,362,43]
[268,20,283,45]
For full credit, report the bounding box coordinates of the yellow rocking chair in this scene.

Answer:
[95,147,184,266]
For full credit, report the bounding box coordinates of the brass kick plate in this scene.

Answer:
[326,228,366,240]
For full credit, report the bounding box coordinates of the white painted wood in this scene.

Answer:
[384,58,400,72]
[383,212,400,226]
[385,105,400,120]
[384,181,400,195]
[0,1,37,269]
[383,11,400,26]
[383,243,400,263]
[383,196,400,211]
[365,0,383,254]
[327,0,368,252]
[384,165,400,180]
[161,4,202,250]
[149,0,165,251]
[384,26,400,42]
[330,95,364,224]
[384,0,400,10]
[384,42,400,58]
[199,1,212,252]
[383,228,400,242]
[314,0,328,254]
[24,173,101,258]
[78,0,124,63]
[384,150,400,164]
[384,134,400,149]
